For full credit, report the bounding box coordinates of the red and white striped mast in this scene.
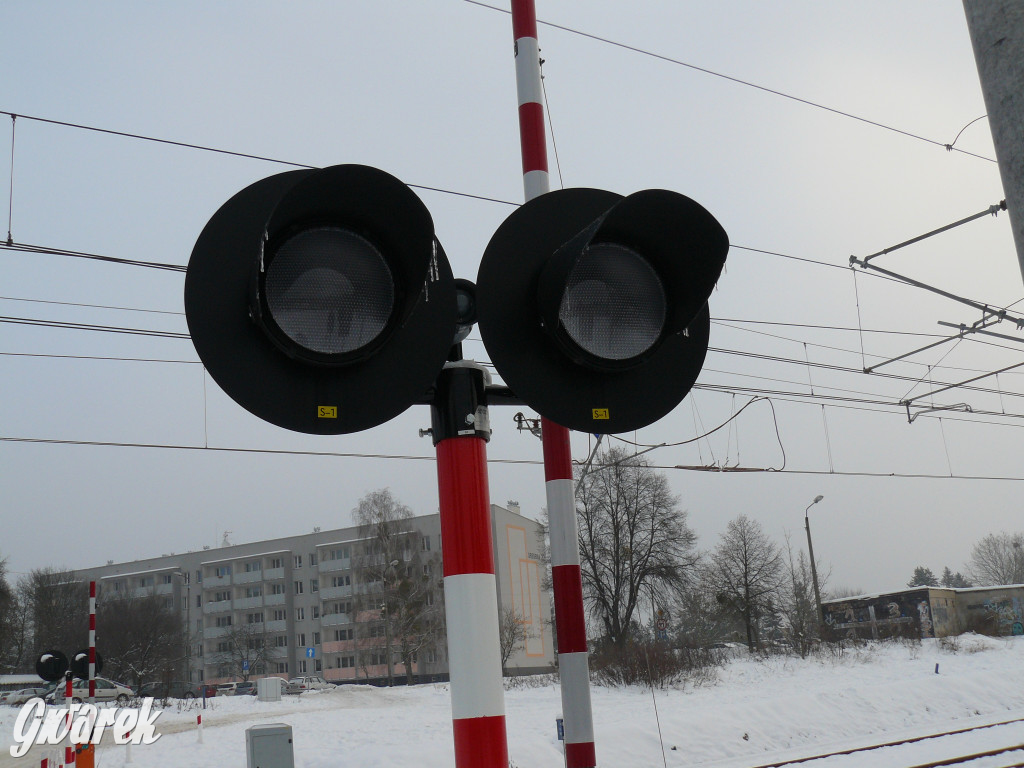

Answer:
[88,580,96,706]
[432,364,509,768]
[510,3,597,767]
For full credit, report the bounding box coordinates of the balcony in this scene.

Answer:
[264,593,286,606]
[317,559,350,574]
[234,570,263,585]
[203,625,233,638]
[264,620,288,633]
[203,599,232,615]
[264,567,286,581]
[205,575,231,588]
[234,596,264,610]
[319,585,353,600]
[320,613,353,628]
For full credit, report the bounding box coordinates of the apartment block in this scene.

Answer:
[73,504,553,685]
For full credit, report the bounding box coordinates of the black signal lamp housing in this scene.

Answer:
[185,165,456,435]
[476,187,727,434]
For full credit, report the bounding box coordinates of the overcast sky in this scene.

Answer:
[2,1,1021,598]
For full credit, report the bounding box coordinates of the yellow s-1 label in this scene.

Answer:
[318,406,338,419]
[592,408,610,420]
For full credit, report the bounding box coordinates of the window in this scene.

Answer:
[162,574,174,584]
[244,560,262,573]
[298,660,307,673]
[216,641,230,653]
[270,583,285,595]
[313,632,321,645]
[295,607,305,621]
[215,616,232,628]
[213,590,230,603]
[164,597,174,609]
[296,633,306,647]
[113,580,123,592]
[333,628,353,641]
[310,579,319,593]
[274,636,288,647]
[245,586,263,598]
[247,612,264,624]
[329,547,350,561]
[425,649,437,664]
[275,662,288,674]
[195,595,202,608]
[196,645,204,658]
[312,606,320,619]
[196,570,202,583]
[423,564,432,576]
[369,624,385,638]
[421,536,431,552]
[294,555,303,568]
[270,557,283,569]
[331,575,351,588]
[139,576,154,587]
[315,659,322,672]
[215,565,231,578]
[340,655,355,669]
[273,609,286,622]
[309,553,318,566]
[293,581,304,594]
[425,591,434,606]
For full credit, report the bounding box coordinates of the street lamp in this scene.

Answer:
[804,495,825,635]
[382,559,400,687]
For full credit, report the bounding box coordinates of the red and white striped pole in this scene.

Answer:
[432,364,508,768]
[88,581,96,707]
[510,3,597,766]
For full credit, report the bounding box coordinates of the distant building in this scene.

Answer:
[822,584,1024,640]
[71,504,553,685]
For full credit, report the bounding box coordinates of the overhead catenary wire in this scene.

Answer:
[463,0,996,163]
[0,110,520,209]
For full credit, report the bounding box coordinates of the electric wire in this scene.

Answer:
[463,0,995,163]
[7,434,1024,482]
[0,110,520,209]
[1,241,187,272]
[0,315,189,339]
[0,294,184,316]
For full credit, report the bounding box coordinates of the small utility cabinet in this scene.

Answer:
[246,723,295,768]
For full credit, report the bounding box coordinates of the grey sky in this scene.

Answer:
[1,1,1018,596]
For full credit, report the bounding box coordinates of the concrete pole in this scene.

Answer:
[963,1,1024,283]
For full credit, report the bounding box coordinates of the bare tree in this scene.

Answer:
[778,540,818,658]
[0,559,30,673]
[497,606,533,676]
[353,489,444,684]
[19,568,88,657]
[705,515,783,653]
[97,593,185,689]
[212,621,271,682]
[968,532,1024,585]
[576,447,698,648]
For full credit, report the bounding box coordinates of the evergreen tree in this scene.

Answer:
[907,566,938,587]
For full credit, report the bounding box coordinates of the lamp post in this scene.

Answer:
[804,495,825,634]
[382,559,400,687]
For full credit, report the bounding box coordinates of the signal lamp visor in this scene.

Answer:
[258,226,395,363]
[557,242,667,365]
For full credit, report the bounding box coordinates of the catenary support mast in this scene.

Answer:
[509,3,597,766]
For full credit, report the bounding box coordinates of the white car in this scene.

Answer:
[5,687,50,706]
[49,677,134,705]
[285,676,334,694]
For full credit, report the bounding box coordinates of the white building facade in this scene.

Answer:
[73,504,553,685]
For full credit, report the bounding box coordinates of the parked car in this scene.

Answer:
[216,682,238,696]
[47,677,134,704]
[234,681,257,696]
[285,676,335,694]
[4,687,50,706]
[138,681,212,700]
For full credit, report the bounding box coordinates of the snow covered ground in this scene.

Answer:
[3,634,1024,768]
